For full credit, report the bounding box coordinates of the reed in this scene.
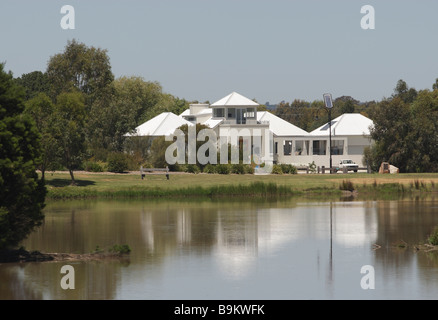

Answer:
[46,181,298,199]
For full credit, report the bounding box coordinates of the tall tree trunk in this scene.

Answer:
[69,169,76,186]
[40,163,46,181]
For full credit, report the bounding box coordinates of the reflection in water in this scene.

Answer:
[0,265,43,300]
[1,198,438,299]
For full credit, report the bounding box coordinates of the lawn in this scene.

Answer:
[42,171,438,200]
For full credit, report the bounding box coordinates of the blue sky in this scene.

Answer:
[1,0,437,104]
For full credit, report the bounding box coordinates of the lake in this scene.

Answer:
[1,197,438,300]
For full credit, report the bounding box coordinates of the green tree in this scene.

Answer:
[148,123,211,169]
[393,79,417,104]
[14,71,50,101]
[24,93,57,180]
[336,97,357,114]
[46,39,114,106]
[0,63,46,250]
[46,39,115,161]
[89,76,190,160]
[368,97,413,172]
[433,78,438,91]
[52,92,86,185]
[87,76,164,156]
[407,89,438,172]
[149,136,172,168]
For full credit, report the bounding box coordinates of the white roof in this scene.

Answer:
[203,118,223,129]
[180,108,212,117]
[211,92,259,107]
[257,111,309,137]
[126,112,193,137]
[310,113,373,136]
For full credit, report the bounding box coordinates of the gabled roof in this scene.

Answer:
[210,92,259,107]
[310,113,373,136]
[126,112,193,137]
[257,111,309,137]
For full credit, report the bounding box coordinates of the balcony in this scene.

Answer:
[221,119,269,126]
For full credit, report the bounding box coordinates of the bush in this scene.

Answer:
[280,164,297,174]
[216,164,230,174]
[186,164,201,174]
[271,164,283,174]
[244,165,254,174]
[231,163,246,174]
[109,244,131,255]
[84,160,106,172]
[107,152,129,173]
[428,226,438,245]
[339,179,355,192]
[170,163,186,172]
[203,164,216,174]
[308,161,317,173]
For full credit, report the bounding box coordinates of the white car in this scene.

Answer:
[337,159,359,173]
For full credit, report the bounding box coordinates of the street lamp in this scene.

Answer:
[323,93,333,173]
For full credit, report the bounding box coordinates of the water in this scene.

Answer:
[1,198,438,300]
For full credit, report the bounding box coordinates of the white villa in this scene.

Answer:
[127,92,374,169]
[308,113,374,168]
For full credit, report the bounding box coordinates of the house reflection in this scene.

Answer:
[139,202,381,280]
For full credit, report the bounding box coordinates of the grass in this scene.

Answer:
[42,171,438,200]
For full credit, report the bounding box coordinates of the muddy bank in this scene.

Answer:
[0,248,129,263]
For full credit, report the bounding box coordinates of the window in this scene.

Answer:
[213,108,224,118]
[295,140,309,155]
[245,108,255,118]
[331,140,344,155]
[313,140,327,155]
[283,140,292,156]
[227,108,236,119]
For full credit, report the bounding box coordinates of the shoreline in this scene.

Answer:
[41,171,438,201]
[0,248,130,263]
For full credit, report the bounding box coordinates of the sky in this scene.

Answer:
[1,0,438,105]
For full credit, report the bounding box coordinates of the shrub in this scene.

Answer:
[172,163,187,172]
[216,164,230,174]
[280,164,297,174]
[186,164,201,174]
[339,179,355,192]
[107,152,129,173]
[231,163,246,174]
[271,164,283,174]
[109,244,131,254]
[244,165,254,174]
[428,226,438,245]
[84,160,105,172]
[203,164,216,174]
[308,161,317,173]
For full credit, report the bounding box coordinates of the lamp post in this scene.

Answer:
[323,93,333,173]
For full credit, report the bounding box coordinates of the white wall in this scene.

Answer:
[274,135,372,168]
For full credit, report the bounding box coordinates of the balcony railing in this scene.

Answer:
[221,119,270,126]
